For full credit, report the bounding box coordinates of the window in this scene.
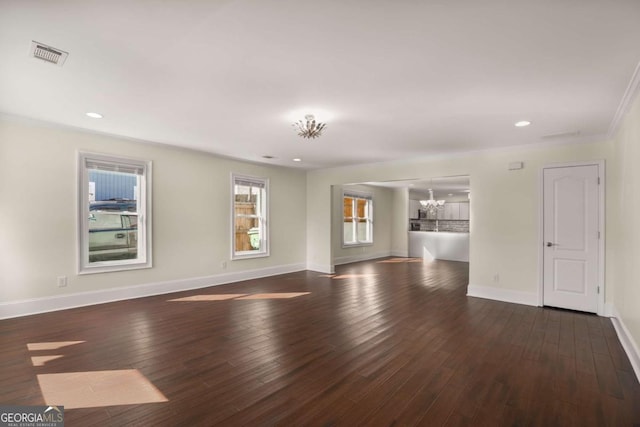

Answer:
[78,153,152,274]
[343,191,373,246]
[232,174,269,259]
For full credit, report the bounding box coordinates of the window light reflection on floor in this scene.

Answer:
[168,292,310,302]
[27,341,85,351]
[168,294,248,302]
[318,274,379,279]
[31,355,65,367]
[236,292,310,300]
[37,369,168,409]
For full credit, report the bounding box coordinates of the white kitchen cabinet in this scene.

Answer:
[439,202,470,220]
[411,200,469,221]
[408,199,422,219]
[443,203,459,219]
[459,202,470,220]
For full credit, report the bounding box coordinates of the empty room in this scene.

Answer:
[1,1,639,425]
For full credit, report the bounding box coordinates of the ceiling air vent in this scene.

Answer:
[29,41,68,67]
[541,130,580,140]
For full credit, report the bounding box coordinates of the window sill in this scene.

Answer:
[78,260,152,275]
[231,251,270,261]
[342,242,374,249]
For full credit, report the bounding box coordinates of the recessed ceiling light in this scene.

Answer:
[292,158,302,162]
[514,120,531,127]
[448,193,453,196]
[86,112,103,119]
[262,155,275,159]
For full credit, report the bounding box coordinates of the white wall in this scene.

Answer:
[306,169,332,273]
[409,193,470,203]
[306,141,614,305]
[0,103,636,374]
[0,118,307,307]
[391,188,409,257]
[610,92,640,373]
[332,184,393,264]
[2,108,635,366]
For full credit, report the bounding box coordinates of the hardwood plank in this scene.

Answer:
[592,352,624,399]
[0,258,638,426]
[558,311,576,359]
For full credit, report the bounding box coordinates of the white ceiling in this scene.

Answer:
[1,1,639,169]
[361,176,470,199]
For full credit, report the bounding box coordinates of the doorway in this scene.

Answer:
[541,161,604,314]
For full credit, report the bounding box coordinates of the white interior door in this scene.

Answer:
[543,164,600,313]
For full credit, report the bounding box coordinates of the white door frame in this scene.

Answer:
[538,160,606,315]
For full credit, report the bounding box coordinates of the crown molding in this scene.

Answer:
[608,60,640,139]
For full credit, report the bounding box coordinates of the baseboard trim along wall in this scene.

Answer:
[306,263,335,274]
[610,306,640,383]
[467,284,539,307]
[390,250,409,257]
[333,250,392,266]
[603,302,615,318]
[0,263,307,320]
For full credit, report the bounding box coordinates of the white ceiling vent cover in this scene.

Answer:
[29,41,68,67]
[541,130,581,140]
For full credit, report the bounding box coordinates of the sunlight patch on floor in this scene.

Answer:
[319,274,379,279]
[169,292,310,302]
[236,292,310,300]
[37,369,168,409]
[27,341,85,351]
[31,355,65,367]
[168,294,248,301]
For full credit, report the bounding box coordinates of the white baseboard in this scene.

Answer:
[467,284,539,307]
[603,301,615,317]
[306,263,335,274]
[390,250,409,257]
[0,263,306,320]
[333,250,392,266]
[609,305,640,383]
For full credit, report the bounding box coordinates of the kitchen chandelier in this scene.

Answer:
[292,114,326,139]
[420,189,445,215]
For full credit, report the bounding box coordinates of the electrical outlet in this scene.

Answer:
[221,261,227,269]
[57,276,67,287]
[493,274,499,283]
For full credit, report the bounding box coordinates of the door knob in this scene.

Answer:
[546,242,556,247]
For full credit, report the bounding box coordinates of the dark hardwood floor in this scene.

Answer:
[1,258,639,426]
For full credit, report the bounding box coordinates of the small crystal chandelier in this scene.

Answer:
[292,114,326,139]
[420,189,445,215]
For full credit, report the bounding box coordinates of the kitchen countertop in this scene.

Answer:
[409,230,469,234]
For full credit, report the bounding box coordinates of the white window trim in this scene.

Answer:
[231,173,270,260]
[342,190,374,248]
[78,152,153,274]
